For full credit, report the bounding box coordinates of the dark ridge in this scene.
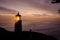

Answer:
[0,27,58,40]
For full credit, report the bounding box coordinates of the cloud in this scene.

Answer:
[0,7,17,14]
[0,0,60,15]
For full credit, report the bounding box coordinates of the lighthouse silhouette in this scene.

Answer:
[15,12,22,32]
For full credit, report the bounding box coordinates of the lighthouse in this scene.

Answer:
[15,12,22,32]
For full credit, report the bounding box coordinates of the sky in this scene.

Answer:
[0,0,60,15]
[0,0,60,40]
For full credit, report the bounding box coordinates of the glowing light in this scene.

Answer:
[15,16,20,22]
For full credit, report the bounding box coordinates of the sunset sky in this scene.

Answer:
[0,0,60,15]
[0,0,60,40]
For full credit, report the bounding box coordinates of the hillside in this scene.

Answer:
[0,27,57,40]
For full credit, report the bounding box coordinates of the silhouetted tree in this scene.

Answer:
[58,10,60,13]
[51,0,60,3]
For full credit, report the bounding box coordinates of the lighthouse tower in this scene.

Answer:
[15,12,22,32]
